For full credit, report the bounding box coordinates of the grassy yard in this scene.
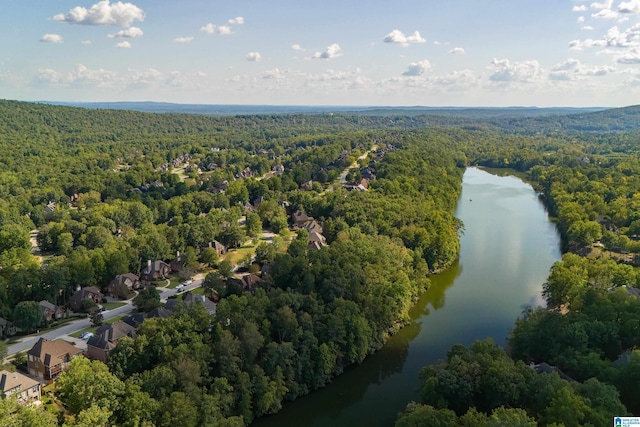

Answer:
[102,302,126,310]
[166,276,183,289]
[224,246,256,266]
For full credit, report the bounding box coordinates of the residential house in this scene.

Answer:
[307,230,327,251]
[122,313,146,328]
[0,318,17,338]
[166,293,216,316]
[27,338,82,382]
[530,362,576,382]
[308,231,327,246]
[106,273,141,299]
[140,260,171,284]
[146,306,173,320]
[39,300,65,322]
[241,274,262,293]
[304,220,323,235]
[86,321,137,362]
[68,286,103,312]
[170,252,187,273]
[0,370,41,404]
[292,210,313,228]
[202,240,227,257]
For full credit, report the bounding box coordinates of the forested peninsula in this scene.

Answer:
[2,100,640,426]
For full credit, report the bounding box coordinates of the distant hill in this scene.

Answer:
[486,104,640,133]
[11,99,640,134]
[44,101,606,120]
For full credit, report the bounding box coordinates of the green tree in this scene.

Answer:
[245,212,262,238]
[56,357,125,415]
[255,241,276,265]
[395,403,458,427]
[0,396,57,427]
[63,405,112,427]
[218,260,234,279]
[199,247,219,267]
[133,287,161,312]
[12,301,43,333]
[159,392,198,427]
[203,271,226,298]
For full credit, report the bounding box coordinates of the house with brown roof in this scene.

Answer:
[68,286,103,312]
[27,338,83,382]
[170,252,187,273]
[202,240,227,257]
[0,318,17,338]
[106,273,140,299]
[292,210,313,228]
[86,320,137,362]
[304,220,323,235]
[166,293,217,316]
[0,370,41,404]
[39,300,65,322]
[140,260,171,284]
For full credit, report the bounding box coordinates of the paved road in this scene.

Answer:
[7,275,205,357]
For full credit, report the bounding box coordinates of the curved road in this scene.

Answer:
[7,275,205,357]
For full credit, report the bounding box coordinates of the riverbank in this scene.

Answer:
[252,167,562,426]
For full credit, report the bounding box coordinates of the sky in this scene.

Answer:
[2,0,640,107]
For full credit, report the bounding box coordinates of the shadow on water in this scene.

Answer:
[254,262,461,427]
[254,167,560,427]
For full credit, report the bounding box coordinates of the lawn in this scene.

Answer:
[224,246,256,266]
[166,276,183,289]
[102,302,126,310]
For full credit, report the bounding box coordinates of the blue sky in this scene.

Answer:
[2,0,640,106]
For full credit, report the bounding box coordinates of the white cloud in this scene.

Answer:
[312,43,342,60]
[217,25,232,35]
[200,23,215,34]
[52,0,144,27]
[37,64,116,86]
[174,37,194,44]
[582,25,594,30]
[246,52,262,62]
[431,70,480,90]
[449,47,465,54]
[549,58,614,80]
[263,68,285,79]
[573,5,588,12]
[291,44,304,51]
[81,40,92,45]
[578,16,586,23]
[108,26,143,38]
[619,0,640,14]
[116,41,131,48]
[591,0,614,10]
[127,68,162,87]
[228,17,244,25]
[40,34,63,43]
[383,30,426,46]
[433,41,449,46]
[489,58,544,83]
[402,60,432,76]
[592,9,619,19]
[617,46,640,62]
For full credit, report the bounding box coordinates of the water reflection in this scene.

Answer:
[417,261,461,316]
[253,168,561,427]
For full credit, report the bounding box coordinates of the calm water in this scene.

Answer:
[254,167,561,427]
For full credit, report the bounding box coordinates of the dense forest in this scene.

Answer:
[2,99,640,425]
[0,100,464,426]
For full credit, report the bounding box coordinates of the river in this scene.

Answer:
[254,167,562,427]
